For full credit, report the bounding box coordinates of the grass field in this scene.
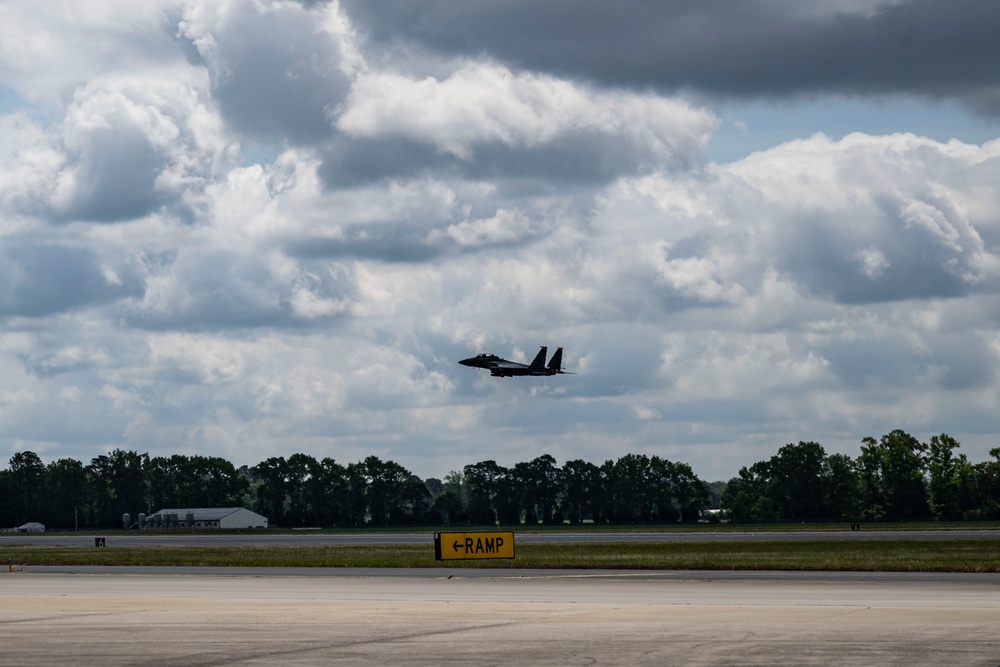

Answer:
[4,538,1000,572]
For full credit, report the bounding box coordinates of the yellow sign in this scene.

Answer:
[434,531,515,560]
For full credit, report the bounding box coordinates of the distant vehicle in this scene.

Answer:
[459,346,571,377]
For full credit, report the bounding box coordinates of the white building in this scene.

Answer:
[147,508,268,529]
[17,522,45,533]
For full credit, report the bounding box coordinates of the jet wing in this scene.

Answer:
[458,353,530,371]
[487,360,532,376]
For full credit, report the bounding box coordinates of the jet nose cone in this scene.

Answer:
[458,358,474,366]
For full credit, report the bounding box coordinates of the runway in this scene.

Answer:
[3,527,999,548]
[3,567,999,666]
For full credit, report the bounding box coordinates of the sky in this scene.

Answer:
[1,0,999,482]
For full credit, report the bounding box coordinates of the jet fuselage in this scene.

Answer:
[459,346,568,377]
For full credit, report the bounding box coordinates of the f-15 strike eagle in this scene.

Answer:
[459,346,571,377]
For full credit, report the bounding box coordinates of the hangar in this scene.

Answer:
[17,522,45,533]
[146,508,268,529]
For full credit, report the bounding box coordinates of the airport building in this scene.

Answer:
[17,522,46,533]
[144,507,268,529]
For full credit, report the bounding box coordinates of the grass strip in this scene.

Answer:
[4,539,999,572]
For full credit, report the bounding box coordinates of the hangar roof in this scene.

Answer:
[150,508,260,521]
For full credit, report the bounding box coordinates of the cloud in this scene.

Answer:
[0,113,63,216]
[342,0,1000,115]
[594,132,999,317]
[0,67,234,225]
[0,239,142,317]
[0,0,186,106]
[23,344,112,378]
[320,60,716,188]
[2,0,1000,481]
[854,246,890,279]
[736,133,999,303]
[336,63,715,166]
[49,73,234,222]
[178,0,363,144]
[122,245,360,330]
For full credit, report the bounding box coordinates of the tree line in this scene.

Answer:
[721,430,1000,522]
[2,428,999,529]
[0,450,707,530]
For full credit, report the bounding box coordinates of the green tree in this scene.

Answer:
[666,460,710,523]
[396,475,433,524]
[45,458,87,529]
[311,457,350,526]
[512,454,562,524]
[430,470,467,524]
[108,449,148,523]
[180,456,248,509]
[344,461,369,526]
[726,444,852,524]
[768,442,826,521]
[823,453,860,521]
[85,449,148,526]
[721,461,772,523]
[704,481,728,510]
[858,430,930,521]
[926,434,961,520]
[146,455,182,510]
[970,448,1000,519]
[432,489,464,524]
[363,456,413,527]
[442,470,467,507]
[284,453,321,526]
[85,454,113,528]
[8,451,47,526]
[604,454,654,523]
[252,456,290,525]
[951,454,979,520]
[463,460,507,525]
[648,457,681,523]
[0,467,12,527]
[561,459,601,524]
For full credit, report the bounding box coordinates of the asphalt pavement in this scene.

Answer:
[3,527,999,548]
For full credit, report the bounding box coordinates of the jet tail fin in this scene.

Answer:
[547,347,564,373]
[529,346,548,371]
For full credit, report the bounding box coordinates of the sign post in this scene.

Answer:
[434,531,515,561]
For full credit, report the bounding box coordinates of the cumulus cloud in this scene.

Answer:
[594,133,998,318]
[320,59,717,188]
[0,239,141,317]
[1,0,999,481]
[0,113,63,216]
[50,73,234,222]
[0,0,185,105]
[343,0,1000,115]
[336,63,715,166]
[733,133,998,303]
[178,0,363,144]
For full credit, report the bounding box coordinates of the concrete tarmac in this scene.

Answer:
[3,568,1000,666]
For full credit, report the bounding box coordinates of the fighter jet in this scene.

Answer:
[459,346,571,377]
